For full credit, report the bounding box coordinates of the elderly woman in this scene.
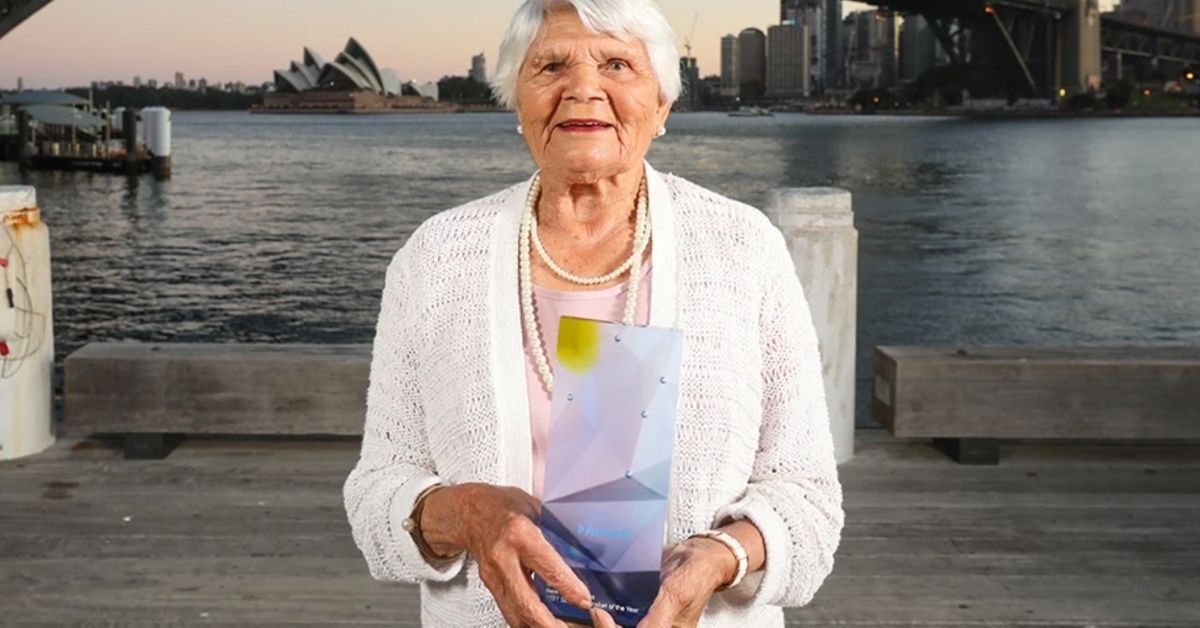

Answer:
[343,0,843,626]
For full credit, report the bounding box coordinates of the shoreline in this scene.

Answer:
[118,107,1199,118]
[247,105,503,115]
[807,108,1200,119]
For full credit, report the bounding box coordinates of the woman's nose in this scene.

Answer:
[563,67,605,102]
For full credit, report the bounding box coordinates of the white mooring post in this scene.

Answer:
[765,188,858,465]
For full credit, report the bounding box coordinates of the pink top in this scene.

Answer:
[522,260,653,500]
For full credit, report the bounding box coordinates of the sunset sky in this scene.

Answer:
[0,0,866,89]
[0,0,1119,90]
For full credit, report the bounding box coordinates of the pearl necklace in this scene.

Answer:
[519,172,651,393]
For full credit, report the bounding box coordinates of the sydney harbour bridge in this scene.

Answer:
[788,0,1199,98]
[0,0,49,40]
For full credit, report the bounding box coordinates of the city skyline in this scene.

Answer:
[0,0,1125,91]
[0,0,883,90]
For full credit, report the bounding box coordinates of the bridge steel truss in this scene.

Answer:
[1101,15,1200,67]
[872,0,1069,99]
[0,0,55,40]
[870,0,1199,95]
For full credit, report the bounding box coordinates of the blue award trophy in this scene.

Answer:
[534,316,684,627]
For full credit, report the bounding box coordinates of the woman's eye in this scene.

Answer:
[542,62,563,73]
[607,60,630,71]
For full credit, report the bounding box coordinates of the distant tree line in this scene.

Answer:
[436,75,497,105]
[64,86,262,111]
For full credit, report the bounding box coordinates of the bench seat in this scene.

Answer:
[871,345,1200,464]
[65,342,370,458]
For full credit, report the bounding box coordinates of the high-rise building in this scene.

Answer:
[787,0,843,87]
[16,76,23,91]
[148,78,158,89]
[846,10,899,88]
[780,1,825,93]
[811,5,827,93]
[767,23,811,99]
[174,71,185,89]
[825,0,843,87]
[679,56,701,110]
[198,77,208,90]
[470,52,488,83]
[737,27,767,99]
[133,75,142,88]
[780,0,806,23]
[720,34,739,98]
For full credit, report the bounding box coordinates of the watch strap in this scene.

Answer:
[402,483,460,563]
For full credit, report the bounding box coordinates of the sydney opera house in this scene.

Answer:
[256,38,452,113]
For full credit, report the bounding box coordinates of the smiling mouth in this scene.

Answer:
[557,119,613,131]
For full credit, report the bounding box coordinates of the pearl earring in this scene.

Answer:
[517,124,524,135]
[656,126,666,138]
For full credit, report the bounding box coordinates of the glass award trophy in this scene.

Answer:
[534,316,684,627]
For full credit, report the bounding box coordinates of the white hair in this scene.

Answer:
[491,0,682,111]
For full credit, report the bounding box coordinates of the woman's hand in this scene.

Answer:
[421,483,592,627]
[633,536,739,628]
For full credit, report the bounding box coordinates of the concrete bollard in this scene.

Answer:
[765,188,857,465]
[141,107,172,178]
[0,185,56,460]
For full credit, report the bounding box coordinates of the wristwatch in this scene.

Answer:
[401,483,461,562]
[690,529,748,591]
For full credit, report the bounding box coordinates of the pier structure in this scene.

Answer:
[2,180,1198,624]
[0,92,171,177]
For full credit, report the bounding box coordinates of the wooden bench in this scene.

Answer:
[65,342,370,459]
[871,346,1200,464]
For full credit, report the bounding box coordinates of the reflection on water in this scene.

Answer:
[3,111,1198,425]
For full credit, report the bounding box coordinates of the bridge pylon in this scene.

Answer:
[1062,0,1102,96]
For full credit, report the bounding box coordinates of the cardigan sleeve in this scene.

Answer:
[343,243,467,584]
[710,230,845,609]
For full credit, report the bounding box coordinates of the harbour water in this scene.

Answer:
[2,111,1198,425]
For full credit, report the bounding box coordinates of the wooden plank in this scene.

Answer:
[65,342,371,436]
[2,435,1199,626]
[872,345,1200,440]
[790,574,1200,626]
[874,345,1200,362]
[8,599,419,627]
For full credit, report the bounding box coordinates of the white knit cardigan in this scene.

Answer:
[343,161,844,627]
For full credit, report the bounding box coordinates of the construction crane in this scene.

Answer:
[684,12,699,58]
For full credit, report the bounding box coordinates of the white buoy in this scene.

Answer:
[0,185,56,461]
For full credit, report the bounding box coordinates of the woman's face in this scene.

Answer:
[515,6,671,184]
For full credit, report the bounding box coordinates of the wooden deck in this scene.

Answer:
[2,430,1198,626]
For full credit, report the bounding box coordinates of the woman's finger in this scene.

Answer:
[522,529,592,610]
[635,582,681,628]
[492,553,568,628]
[590,607,619,628]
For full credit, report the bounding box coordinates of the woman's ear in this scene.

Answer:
[655,98,672,135]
